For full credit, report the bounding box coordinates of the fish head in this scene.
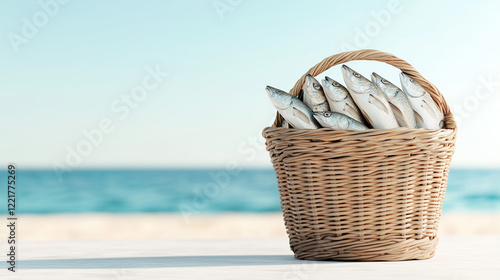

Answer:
[313,111,351,129]
[371,72,399,98]
[312,111,334,127]
[303,74,324,99]
[266,86,292,110]
[341,65,373,94]
[400,72,425,98]
[323,76,348,101]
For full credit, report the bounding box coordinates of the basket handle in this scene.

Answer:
[273,49,456,129]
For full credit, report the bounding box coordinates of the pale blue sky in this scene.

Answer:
[1,0,499,168]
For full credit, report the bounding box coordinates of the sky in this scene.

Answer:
[0,0,499,169]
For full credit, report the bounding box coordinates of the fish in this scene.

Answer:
[266,86,319,129]
[321,76,365,123]
[341,65,399,129]
[302,74,330,112]
[313,111,369,131]
[371,72,417,128]
[399,73,445,129]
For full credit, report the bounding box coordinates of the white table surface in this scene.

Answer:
[1,236,499,279]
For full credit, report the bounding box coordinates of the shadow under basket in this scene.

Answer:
[262,49,457,261]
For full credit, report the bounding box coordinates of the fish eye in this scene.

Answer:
[333,82,340,87]
[324,112,331,117]
[409,78,415,83]
[381,79,389,84]
[353,72,361,78]
[313,83,321,90]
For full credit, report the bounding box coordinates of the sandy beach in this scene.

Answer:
[5,213,500,241]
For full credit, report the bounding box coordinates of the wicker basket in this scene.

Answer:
[262,49,457,261]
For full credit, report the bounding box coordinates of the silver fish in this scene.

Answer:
[266,86,319,129]
[371,72,417,128]
[302,74,330,112]
[399,73,445,129]
[341,65,399,129]
[313,111,369,131]
[322,76,364,123]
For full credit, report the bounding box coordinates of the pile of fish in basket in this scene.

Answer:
[266,65,444,130]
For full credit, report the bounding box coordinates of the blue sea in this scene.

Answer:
[1,169,499,214]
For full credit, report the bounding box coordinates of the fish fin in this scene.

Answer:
[360,108,374,128]
[389,103,407,127]
[421,99,437,118]
[414,110,424,128]
[368,94,390,114]
[344,103,361,121]
[293,108,311,124]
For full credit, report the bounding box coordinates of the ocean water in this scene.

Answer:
[0,169,499,214]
